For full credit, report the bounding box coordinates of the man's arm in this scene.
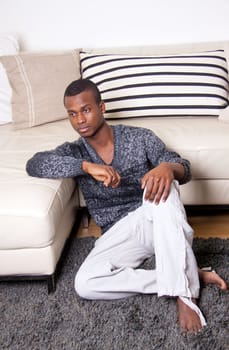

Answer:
[26,142,85,179]
[82,161,121,188]
[26,142,121,186]
[142,128,192,204]
[141,162,185,204]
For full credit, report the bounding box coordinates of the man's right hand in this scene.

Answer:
[82,161,121,188]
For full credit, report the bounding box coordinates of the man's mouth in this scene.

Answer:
[78,126,90,133]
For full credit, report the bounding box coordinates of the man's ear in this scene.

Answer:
[100,101,106,113]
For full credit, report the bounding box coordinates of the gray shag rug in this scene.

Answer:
[0,237,228,350]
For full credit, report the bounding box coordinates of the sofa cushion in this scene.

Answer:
[0,63,13,125]
[218,105,229,123]
[0,35,19,125]
[107,116,229,181]
[0,120,78,250]
[0,50,81,129]
[80,51,229,119]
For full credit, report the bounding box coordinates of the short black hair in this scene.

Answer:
[64,79,101,105]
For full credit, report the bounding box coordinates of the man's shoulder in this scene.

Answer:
[64,137,84,147]
[57,137,85,153]
[114,124,155,142]
[113,124,154,138]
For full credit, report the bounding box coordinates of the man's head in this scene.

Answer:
[64,79,105,138]
[64,79,102,105]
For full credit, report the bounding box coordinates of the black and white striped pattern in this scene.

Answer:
[80,51,229,118]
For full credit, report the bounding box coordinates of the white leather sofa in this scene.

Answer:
[0,121,80,292]
[1,39,229,291]
[0,39,82,292]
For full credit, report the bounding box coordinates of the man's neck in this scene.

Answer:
[85,123,114,164]
[86,122,114,148]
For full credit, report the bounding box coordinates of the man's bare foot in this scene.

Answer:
[177,297,202,334]
[198,269,228,290]
[176,269,227,334]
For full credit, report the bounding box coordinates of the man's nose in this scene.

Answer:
[77,112,86,124]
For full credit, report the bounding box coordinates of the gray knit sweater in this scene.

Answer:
[26,125,191,233]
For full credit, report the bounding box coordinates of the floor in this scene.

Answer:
[77,212,229,239]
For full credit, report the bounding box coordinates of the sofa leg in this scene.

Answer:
[47,274,56,294]
[81,207,90,228]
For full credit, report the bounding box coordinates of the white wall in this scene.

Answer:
[0,0,229,51]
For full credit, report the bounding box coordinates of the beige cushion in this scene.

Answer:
[0,50,81,129]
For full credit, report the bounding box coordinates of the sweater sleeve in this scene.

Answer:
[26,141,85,179]
[144,129,192,184]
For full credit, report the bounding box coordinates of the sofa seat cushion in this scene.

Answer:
[0,120,78,250]
[108,116,229,180]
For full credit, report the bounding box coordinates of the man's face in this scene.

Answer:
[64,90,105,138]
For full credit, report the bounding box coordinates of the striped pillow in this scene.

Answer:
[80,51,229,119]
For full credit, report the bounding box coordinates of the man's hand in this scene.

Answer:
[141,162,184,204]
[82,161,121,188]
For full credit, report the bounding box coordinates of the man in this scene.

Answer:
[26,79,227,334]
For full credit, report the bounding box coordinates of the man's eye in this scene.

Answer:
[84,108,90,113]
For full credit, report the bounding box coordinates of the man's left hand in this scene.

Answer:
[141,162,175,204]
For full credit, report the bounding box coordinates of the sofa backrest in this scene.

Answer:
[83,40,229,62]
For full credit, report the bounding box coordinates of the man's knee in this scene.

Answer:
[142,180,183,218]
[74,269,94,300]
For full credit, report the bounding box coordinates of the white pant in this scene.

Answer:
[75,181,200,300]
